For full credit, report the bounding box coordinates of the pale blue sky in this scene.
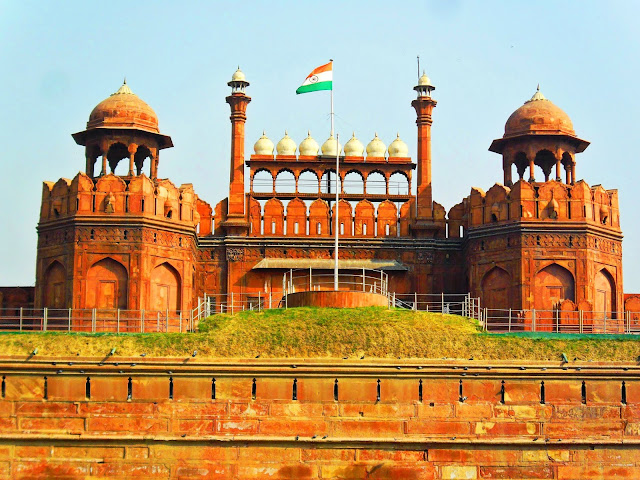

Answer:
[1,1,639,290]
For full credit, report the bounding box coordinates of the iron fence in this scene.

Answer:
[0,308,193,333]
[195,291,481,322]
[283,268,389,296]
[482,308,640,334]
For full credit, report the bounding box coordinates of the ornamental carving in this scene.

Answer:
[417,251,434,264]
[226,247,244,262]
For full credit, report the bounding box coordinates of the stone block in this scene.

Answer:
[259,418,328,436]
[405,420,470,436]
[88,416,168,433]
[479,465,554,478]
[441,465,477,479]
[330,419,405,437]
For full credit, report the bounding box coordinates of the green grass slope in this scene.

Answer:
[1,307,639,361]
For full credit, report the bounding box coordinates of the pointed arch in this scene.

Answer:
[43,261,66,308]
[480,267,511,311]
[331,199,353,237]
[309,199,330,236]
[86,257,128,309]
[354,199,375,237]
[534,263,575,310]
[377,200,398,237]
[151,262,181,312]
[264,198,285,235]
[286,198,307,236]
[595,269,616,319]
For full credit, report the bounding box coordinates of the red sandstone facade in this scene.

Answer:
[32,71,623,315]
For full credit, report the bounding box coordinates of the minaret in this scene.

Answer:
[411,71,437,234]
[224,67,251,234]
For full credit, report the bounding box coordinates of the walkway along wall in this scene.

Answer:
[1,357,640,479]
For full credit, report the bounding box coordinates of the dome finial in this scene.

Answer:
[528,85,547,102]
[123,77,127,85]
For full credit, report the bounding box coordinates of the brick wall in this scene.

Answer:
[1,357,639,479]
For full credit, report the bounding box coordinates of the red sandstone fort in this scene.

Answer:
[1,67,633,320]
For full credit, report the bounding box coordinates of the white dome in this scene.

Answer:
[321,134,342,156]
[276,131,297,156]
[388,133,409,157]
[231,67,246,82]
[344,132,364,156]
[253,131,274,155]
[299,131,319,156]
[366,133,386,157]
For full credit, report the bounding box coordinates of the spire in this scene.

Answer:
[528,84,547,102]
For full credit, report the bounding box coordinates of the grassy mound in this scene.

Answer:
[1,307,640,361]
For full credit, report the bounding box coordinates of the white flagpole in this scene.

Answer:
[330,59,339,291]
[334,132,339,291]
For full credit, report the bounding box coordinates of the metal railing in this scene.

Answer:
[282,268,389,296]
[392,293,481,319]
[482,308,640,334]
[0,308,193,333]
[193,291,481,323]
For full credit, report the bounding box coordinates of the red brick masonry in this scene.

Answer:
[1,357,639,479]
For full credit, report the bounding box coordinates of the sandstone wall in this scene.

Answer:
[1,357,639,479]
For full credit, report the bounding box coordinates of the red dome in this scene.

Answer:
[504,89,574,138]
[87,82,159,133]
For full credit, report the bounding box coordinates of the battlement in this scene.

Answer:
[39,172,213,236]
[459,179,620,230]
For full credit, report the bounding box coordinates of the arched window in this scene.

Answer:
[389,172,409,195]
[320,170,337,194]
[343,171,364,194]
[298,170,319,194]
[252,169,274,193]
[366,172,386,195]
[275,170,295,193]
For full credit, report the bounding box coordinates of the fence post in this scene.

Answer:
[627,311,631,334]
[19,307,23,331]
[269,292,272,310]
[116,309,120,334]
[604,314,607,335]
[166,309,169,332]
[141,309,144,333]
[579,310,583,334]
[380,271,384,295]
[43,307,47,332]
[414,292,417,311]
[285,291,288,309]
[532,309,536,332]
[289,268,293,292]
[441,293,444,314]
[179,311,183,334]
[508,308,512,332]
[484,307,488,331]
[68,308,72,332]
[91,308,96,333]
[231,292,234,315]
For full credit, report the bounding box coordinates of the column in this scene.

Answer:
[101,153,108,176]
[150,155,158,179]
[86,154,94,178]
[128,144,138,176]
[570,161,576,185]
[503,156,512,186]
[555,154,562,182]
[528,157,535,182]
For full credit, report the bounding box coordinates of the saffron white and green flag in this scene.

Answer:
[296,61,333,94]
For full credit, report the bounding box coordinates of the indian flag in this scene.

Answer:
[296,61,333,94]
